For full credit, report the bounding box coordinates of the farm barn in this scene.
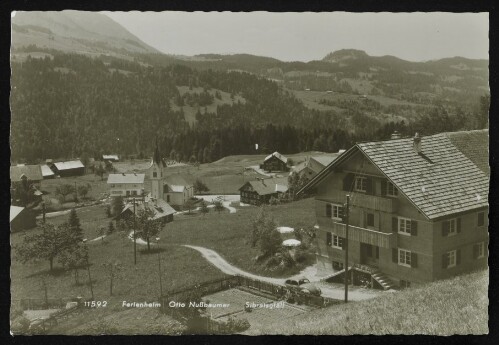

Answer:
[260,152,289,172]
[50,160,85,177]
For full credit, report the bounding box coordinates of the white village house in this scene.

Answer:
[107,173,145,198]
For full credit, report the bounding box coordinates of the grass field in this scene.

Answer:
[163,197,317,277]
[246,269,489,335]
[11,196,316,334]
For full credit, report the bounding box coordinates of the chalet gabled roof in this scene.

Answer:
[121,197,175,220]
[299,130,489,220]
[239,177,288,196]
[10,165,43,182]
[264,151,288,164]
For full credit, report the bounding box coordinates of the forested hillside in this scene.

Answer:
[10,52,489,163]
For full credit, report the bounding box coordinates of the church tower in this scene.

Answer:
[149,139,166,201]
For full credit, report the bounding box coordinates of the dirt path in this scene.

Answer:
[182,245,382,301]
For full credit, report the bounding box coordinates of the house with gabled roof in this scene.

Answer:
[260,151,289,172]
[107,173,145,198]
[292,154,342,180]
[10,165,43,185]
[239,177,289,205]
[118,196,175,224]
[298,130,488,289]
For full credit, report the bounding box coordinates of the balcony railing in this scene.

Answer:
[319,189,395,213]
[317,216,395,249]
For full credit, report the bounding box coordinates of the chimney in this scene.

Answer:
[391,131,401,140]
[413,132,422,154]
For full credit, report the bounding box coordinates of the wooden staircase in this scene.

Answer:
[370,271,396,290]
[321,264,397,291]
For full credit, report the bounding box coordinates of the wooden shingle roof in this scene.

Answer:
[10,165,43,182]
[357,130,488,219]
[240,177,289,196]
[299,130,488,220]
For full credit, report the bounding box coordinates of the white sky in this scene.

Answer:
[103,11,489,62]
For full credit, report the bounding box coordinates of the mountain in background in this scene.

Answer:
[11,11,160,57]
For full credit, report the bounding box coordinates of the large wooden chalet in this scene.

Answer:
[298,130,488,289]
[239,177,288,205]
[260,152,289,172]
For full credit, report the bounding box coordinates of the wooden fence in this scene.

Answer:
[19,298,67,311]
[160,274,341,317]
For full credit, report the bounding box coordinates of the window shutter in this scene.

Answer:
[338,206,344,222]
[442,221,449,237]
[473,244,479,259]
[343,173,354,192]
[457,218,461,233]
[326,232,332,246]
[326,204,332,218]
[442,254,447,269]
[410,220,418,236]
[392,248,398,263]
[392,217,398,233]
[411,252,418,268]
[375,246,379,259]
[341,237,346,250]
[365,177,373,195]
[381,180,387,196]
[456,249,461,265]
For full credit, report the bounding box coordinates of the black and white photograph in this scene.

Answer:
[8,9,489,335]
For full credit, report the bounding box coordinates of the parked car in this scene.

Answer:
[284,277,321,296]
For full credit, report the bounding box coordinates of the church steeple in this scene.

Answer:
[153,138,166,167]
[150,138,165,201]
[153,138,162,166]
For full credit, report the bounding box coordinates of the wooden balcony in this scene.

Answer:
[317,216,395,249]
[319,189,395,213]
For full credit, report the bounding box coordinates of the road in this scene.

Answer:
[183,245,383,301]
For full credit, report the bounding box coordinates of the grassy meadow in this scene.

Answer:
[246,269,489,335]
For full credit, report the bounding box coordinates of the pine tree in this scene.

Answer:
[108,221,115,235]
[68,208,83,241]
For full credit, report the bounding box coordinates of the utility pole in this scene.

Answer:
[344,194,350,303]
[86,251,94,300]
[157,245,163,297]
[133,197,137,265]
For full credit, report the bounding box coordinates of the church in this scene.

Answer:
[148,143,194,208]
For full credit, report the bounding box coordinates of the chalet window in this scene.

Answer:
[111,184,115,188]
[332,235,343,249]
[442,218,461,236]
[446,250,457,268]
[398,217,412,235]
[153,172,157,178]
[386,181,398,196]
[473,242,485,259]
[398,249,411,267]
[354,176,367,192]
[477,212,485,227]
[366,213,375,227]
[332,261,344,270]
[132,191,137,196]
[400,280,411,289]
